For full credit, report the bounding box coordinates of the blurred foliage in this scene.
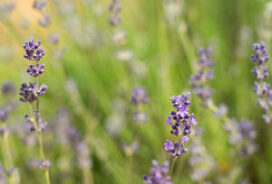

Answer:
[0,0,271,183]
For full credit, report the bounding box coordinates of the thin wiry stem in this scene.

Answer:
[170,157,177,177]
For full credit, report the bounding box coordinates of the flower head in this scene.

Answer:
[132,87,148,105]
[164,92,197,157]
[23,37,44,61]
[143,160,172,184]
[190,48,215,103]
[251,42,269,65]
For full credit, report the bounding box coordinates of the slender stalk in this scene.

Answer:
[170,157,177,177]
[126,155,133,184]
[28,102,50,184]
[82,166,93,184]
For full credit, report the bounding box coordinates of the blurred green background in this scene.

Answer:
[0,0,272,183]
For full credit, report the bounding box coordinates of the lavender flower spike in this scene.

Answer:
[20,37,50,184]
[190,48,215,104]
[143,160,172,184]
[250,41,272,124]
[164,92,197,157]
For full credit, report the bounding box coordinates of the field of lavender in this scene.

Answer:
[0,0,272,183]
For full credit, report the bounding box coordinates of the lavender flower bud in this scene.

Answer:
[251,42,269,65]
[108,0,122,26]
[2,82,15,96]
[36,84,48,96]
[252,65,269,80]
[143,160,172,184]
[198,48,214,67]
[19,82,37,103]
[132,87,148,105]
[33,0,46,11]
[27,63,45,77]
[23,37,44,61]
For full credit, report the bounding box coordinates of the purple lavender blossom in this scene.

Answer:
[164,92,197,157]
[252,65,269,80]
[33,0,47,11]
[251,42,269,65]
[164,137,189,157]
[19,82,37,103]
[27,63,45,77]
[108,0,122,26]
[224,119,257,156]
[132,87,148,105]
[190,48,215,103]
[36,84,48,96]
[250,42,272,124]
[23,37,44,61]
[198,48,214,67]
[2,82,16,96]
[143,160,172,184]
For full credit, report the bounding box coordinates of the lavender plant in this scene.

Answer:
[190,47,258,182]
[19,37,50,184]
[250,42,272,124]
[143,160,172,184]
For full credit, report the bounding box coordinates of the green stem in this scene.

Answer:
[28,103,50,184]
[126,155,133,184]
[170,157,177,176]
[82,165,93,184]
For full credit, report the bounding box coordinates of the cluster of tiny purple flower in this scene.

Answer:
[143,160,172,184]
[190,48,214,104]
[20,38,47,103]
[224,119,257,156]
[108,0,122,26]
[164,92,197,157]
[250,42,272,124]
